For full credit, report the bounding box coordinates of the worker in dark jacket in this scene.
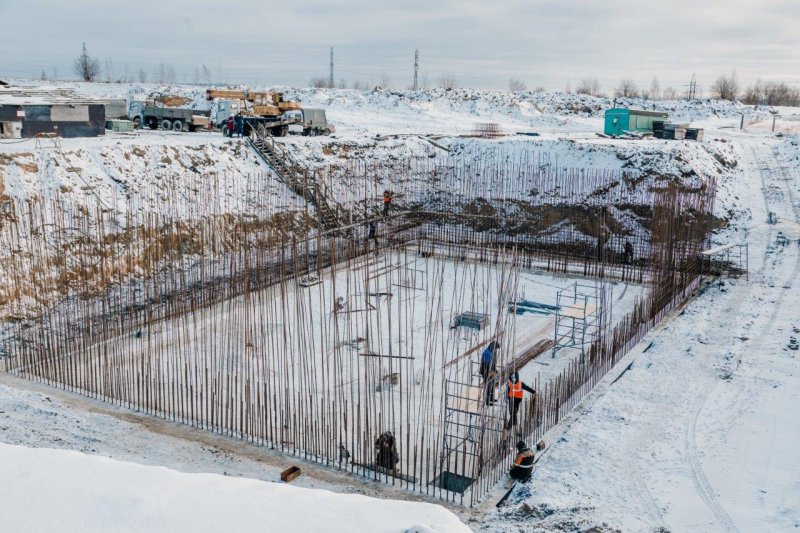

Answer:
[234,114,244,138]
[506,371,535,430]
[226,116,234,137]
[480,341,498,405]
[509,440,535,481]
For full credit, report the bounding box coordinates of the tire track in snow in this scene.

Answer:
[682,140,800,533]
[686,387,740,533]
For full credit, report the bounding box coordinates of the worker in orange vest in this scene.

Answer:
[510,440,535,481]
[506,371,535,430]
[382,190,392,216]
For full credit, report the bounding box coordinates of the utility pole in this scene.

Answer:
[329,47,334,89]
[413,49,419,90]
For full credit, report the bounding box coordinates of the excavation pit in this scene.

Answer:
[9,242,644,503]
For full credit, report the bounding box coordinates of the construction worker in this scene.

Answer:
[623,240,634,264]
[509,440,535,481]
[226,116,234,138]
[234,114,244,138]
[506,371,535,430]
[382,190,392,216]
[480,341,498,405]
[375,431,399,471]
[366,220,378,256]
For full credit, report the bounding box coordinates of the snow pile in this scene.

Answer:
[7,79,792,136]
[0,442,468,533]
[288,87,778,125]
[0,135,303,217]
[285,135,738,213]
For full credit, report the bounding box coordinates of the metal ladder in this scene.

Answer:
[247,125,345,230]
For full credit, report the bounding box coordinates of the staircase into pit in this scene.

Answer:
[247,124,346,230]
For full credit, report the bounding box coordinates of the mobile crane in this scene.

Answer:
[205,89,331,137]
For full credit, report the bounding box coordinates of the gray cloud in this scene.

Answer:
[0,0,797,92]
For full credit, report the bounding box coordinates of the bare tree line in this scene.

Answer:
[69,43,800,105]
[71,42,223,85]
[742,80,800,106]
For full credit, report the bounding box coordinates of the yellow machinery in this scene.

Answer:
[205,89,302,118]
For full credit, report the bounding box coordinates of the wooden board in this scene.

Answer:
[280,465,301,482]
[253,104,280,116]
[352,462,418,483]
[558,303,596,319]
[447,384,484,415]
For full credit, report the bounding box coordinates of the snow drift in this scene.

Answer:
[0,442,468,533]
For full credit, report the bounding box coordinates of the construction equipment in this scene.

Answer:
[285,108,334,136]
[206,89,297,118]
[206,88,329,137]
[206,89,280,104]
[128,100,209,132]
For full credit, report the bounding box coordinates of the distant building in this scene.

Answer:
[0,87,106,139]
[604,108,668,136]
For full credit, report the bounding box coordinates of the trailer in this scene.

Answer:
[604,108,668,136]
[285,108,334,136]
[128,101,209,132]
[234,115,301,137]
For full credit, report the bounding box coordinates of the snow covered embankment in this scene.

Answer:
[0,442,468,533]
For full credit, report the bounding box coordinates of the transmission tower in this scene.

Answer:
[413,49,419,90]
[686,73,697,100]
[329,47,334,89]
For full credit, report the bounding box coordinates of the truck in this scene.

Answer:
[285,108,334,136]
[128,101,209,132]
[206,89,332,137]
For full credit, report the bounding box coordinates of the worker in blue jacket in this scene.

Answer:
[480,341,498,404]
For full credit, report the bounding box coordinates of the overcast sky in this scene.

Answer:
[1,0,798,93]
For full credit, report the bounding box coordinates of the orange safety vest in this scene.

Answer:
[508,380,523,399]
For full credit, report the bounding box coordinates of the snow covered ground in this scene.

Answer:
[482,135,800,531]
[1,81,799,531]
[0,441,468,532]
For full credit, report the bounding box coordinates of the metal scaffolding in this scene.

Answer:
[439,378,504,495]
[551,281,607,361]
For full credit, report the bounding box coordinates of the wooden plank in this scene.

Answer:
[280,466,301,482]
[359,353,414,360]
[444,333,502,368]
[559,303,597,319]
[352,462,418,483]
[447,384,484,415]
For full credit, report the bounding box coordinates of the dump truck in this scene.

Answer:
[128,101,209,132]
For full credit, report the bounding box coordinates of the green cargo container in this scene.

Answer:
[604,108,669,136]
[105,119,135,132]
